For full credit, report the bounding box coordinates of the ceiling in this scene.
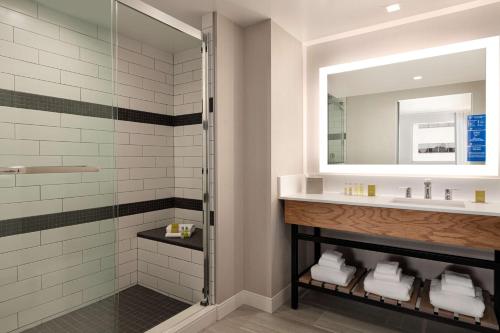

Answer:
[328,49,486,97]
[35,0,497,49]
[142,0,488,42]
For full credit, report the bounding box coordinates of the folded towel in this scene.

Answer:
[441,276,475,297]
[442,270,473,289]
[430,279,485,318]
[374,267,402,282]
[321,249,343,263]
[364,270,414,301]
[318,257,345,270]
[374,261,399,276]
[311,264,356,287]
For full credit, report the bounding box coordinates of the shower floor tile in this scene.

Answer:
[24,285,191,333]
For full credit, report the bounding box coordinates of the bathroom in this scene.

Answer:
[0,0,500,332]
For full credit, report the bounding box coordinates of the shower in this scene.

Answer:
[0,0,212,332]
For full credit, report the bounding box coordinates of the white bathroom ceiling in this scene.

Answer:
[142,0,495,42]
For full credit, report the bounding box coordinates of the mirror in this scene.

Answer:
[319,37,499,176]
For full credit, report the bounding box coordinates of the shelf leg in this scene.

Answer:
[314,227,321,263]
[291,224,298,309]
[495,250,500,320]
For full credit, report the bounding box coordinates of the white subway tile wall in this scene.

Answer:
[173,47,203,227]
[137,238,204,303]
[0,1,208,331]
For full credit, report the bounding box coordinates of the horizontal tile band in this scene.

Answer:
[0,89,202,126]
[0,197,203,238]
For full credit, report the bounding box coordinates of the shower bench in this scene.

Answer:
[283,199,500,332]
[136,227,204,304]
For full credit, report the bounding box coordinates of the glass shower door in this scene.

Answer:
[328,95,346,164]
[0,0,118,332]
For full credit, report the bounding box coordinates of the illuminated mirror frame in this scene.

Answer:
[319,36,500,177]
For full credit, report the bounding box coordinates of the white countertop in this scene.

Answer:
[279,192,500,217]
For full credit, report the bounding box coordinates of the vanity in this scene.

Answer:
[285,34,500,331]
[282,192,500,332]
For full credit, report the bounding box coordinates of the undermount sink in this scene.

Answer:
[391,197,466,208]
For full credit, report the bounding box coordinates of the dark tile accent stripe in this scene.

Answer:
[0,197,202,238]
[174,113,203,126]
[115,107,174,126]
[209,97,214,113]
[328,133,346,140]
[175,197,203,211]
[0,89,202,126]
[210,211,215,226]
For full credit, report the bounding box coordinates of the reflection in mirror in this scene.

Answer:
[327,49,486,165]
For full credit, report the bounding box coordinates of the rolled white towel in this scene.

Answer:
[311,264,356,287]
[374,267,402,282]
[374,261,399,276]
[442,270,473,289]
[441,275,475,297]
[364,270,414,301]
[430,279,485,318]
[318,257,345,270]
[321,249,343,263]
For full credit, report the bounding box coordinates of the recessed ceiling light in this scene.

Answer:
[386,3,401,13]
[413,75,423,80]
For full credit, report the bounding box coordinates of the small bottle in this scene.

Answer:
[348,183,352,196]
[344,183,348,195]
[360,184,365,196]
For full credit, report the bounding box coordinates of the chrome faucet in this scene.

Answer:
[400,187,412,198]
[424,179,432,199]
[445,189,457,200]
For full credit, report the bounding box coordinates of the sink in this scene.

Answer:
[391,197,466,208]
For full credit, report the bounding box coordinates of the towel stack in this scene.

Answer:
[310,250,356,287]
[364,261,414,301]
[165,223,195,238]
[429,271,485,318]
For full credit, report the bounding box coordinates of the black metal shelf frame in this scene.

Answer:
[290,225,500,332]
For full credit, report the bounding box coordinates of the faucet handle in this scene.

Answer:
[399,186,412,198]
[445,188,458,200]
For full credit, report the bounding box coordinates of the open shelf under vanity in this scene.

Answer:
[298,267,499,332]
[284,199,500,333]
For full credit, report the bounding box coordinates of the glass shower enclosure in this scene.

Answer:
[0,0,211,332]
[327,95,346,164]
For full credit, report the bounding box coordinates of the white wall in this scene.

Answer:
[270,22,303,296]
[242,19,272,298]
[214,13,245,303]
[305,3,500,292]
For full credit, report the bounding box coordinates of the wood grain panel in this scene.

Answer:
[284,200,500,250]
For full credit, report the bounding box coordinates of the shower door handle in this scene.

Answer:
[0,166,99,174]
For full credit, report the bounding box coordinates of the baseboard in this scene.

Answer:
[271,284,291,313]
[216,284,291,320]
[166,285,291,332]
[216,291,245,320]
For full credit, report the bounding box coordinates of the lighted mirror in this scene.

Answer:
[319,37,500,176]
